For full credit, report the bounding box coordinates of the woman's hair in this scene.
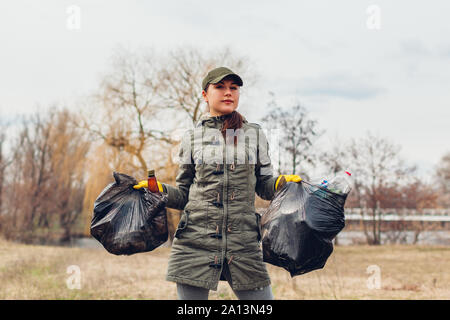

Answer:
[222,111,244,145]
[204,83,244,145]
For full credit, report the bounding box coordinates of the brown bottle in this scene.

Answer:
[147,169,159,193]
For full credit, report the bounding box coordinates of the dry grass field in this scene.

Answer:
[0,238,449,300]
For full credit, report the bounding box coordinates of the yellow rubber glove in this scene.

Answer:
[133,180,164,193]
[275,174,302,191]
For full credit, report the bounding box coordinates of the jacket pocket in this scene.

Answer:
[175,210,189,239]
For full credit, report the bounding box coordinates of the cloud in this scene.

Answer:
[294,73,386,100]
[437,43,450,59]
[399,38,450,60]
[393,38,450,78]
[399,39,431,57]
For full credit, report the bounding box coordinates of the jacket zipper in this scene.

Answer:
[219,129,228,281]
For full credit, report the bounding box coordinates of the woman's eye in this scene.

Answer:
[214,85,237,90]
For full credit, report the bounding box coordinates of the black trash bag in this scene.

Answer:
[90,172,169,255]
[261,181,346,277]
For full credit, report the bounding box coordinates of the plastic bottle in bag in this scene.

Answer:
[326,171,353,195]
[320,179,328,188]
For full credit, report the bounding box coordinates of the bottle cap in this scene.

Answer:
[148,169,155,176]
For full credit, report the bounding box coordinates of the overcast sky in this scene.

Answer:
[1,0,449,179]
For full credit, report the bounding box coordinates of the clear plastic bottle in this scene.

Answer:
[326,171,353,195]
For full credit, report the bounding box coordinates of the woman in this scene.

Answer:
[134,67,301,300]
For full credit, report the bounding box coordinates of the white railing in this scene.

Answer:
[344,208,450,222]
[344,208,450,216]
[344,213,450,222]
[257,208,450,222]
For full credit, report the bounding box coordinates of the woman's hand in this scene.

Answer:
[275,174,302,191]
[133,180,164,192]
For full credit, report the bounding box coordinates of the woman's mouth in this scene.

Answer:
[222,100,233,104]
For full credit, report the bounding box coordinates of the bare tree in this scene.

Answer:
[322,133,441,245]
[1,107,90,243]
[339,132,416,244]
[0,124,14,218]
[159,45,256,123]
[76,46,172,179]
[435,152,450,208]
[261,94,323,179]
[47,109,91,241]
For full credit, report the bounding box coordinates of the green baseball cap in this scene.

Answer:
[202,67,243,91]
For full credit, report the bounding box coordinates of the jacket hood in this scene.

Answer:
[196,112,248,128]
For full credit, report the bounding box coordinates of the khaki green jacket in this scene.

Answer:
[162,113,278,291]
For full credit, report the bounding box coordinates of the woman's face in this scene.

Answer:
[202,77,240,116]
